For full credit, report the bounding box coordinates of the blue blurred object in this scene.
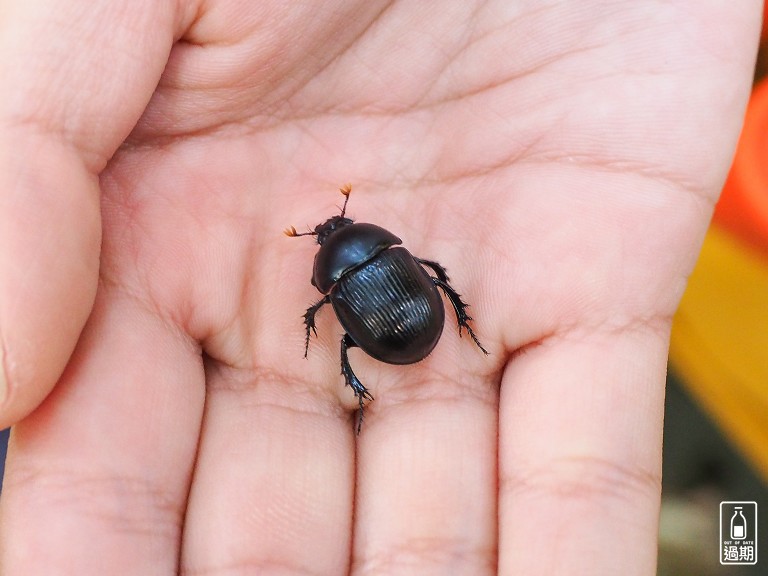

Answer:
[0,427,8,493]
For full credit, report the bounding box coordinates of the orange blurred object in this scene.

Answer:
[764,2,767,42]
[669,67,768,483]
[713,78,768,259]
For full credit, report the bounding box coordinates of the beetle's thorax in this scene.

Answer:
[314,216,354,245]
[311,222,403,294]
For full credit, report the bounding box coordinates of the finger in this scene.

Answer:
[0,0,188,427]
[498,328,668,575]
[351,338,498,575]
[181,359,356,575]
[0,290,205,573]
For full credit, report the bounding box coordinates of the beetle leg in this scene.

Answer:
[432,278,489,355]
[417,258,450,283]
[340,333,374,434]
[303,295,330,357]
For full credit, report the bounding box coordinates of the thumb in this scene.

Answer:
[0,0,185,427]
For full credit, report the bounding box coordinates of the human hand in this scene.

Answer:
[0,1,760,574]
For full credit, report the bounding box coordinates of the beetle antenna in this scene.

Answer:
[284,225,317,238]
[339,183,352,218]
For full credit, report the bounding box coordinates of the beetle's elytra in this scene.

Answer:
[285,184,488,432]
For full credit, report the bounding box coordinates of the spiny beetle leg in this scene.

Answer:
[418,258,450,283]
[433,278,489,355]
[340,333,373,434]
[302,295,330,357]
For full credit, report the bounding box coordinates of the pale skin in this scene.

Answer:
[0,1,760,574]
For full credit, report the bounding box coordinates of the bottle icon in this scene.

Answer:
[731,506,747,540]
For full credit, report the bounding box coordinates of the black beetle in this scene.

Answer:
[285,184,488,432]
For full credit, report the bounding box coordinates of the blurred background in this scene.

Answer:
[657,10,768,574]
[1,9,767,575]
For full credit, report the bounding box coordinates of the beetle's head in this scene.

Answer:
[312,214,354,245]
[284,183,355,245]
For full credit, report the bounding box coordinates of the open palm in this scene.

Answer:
[0,2,759,574]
